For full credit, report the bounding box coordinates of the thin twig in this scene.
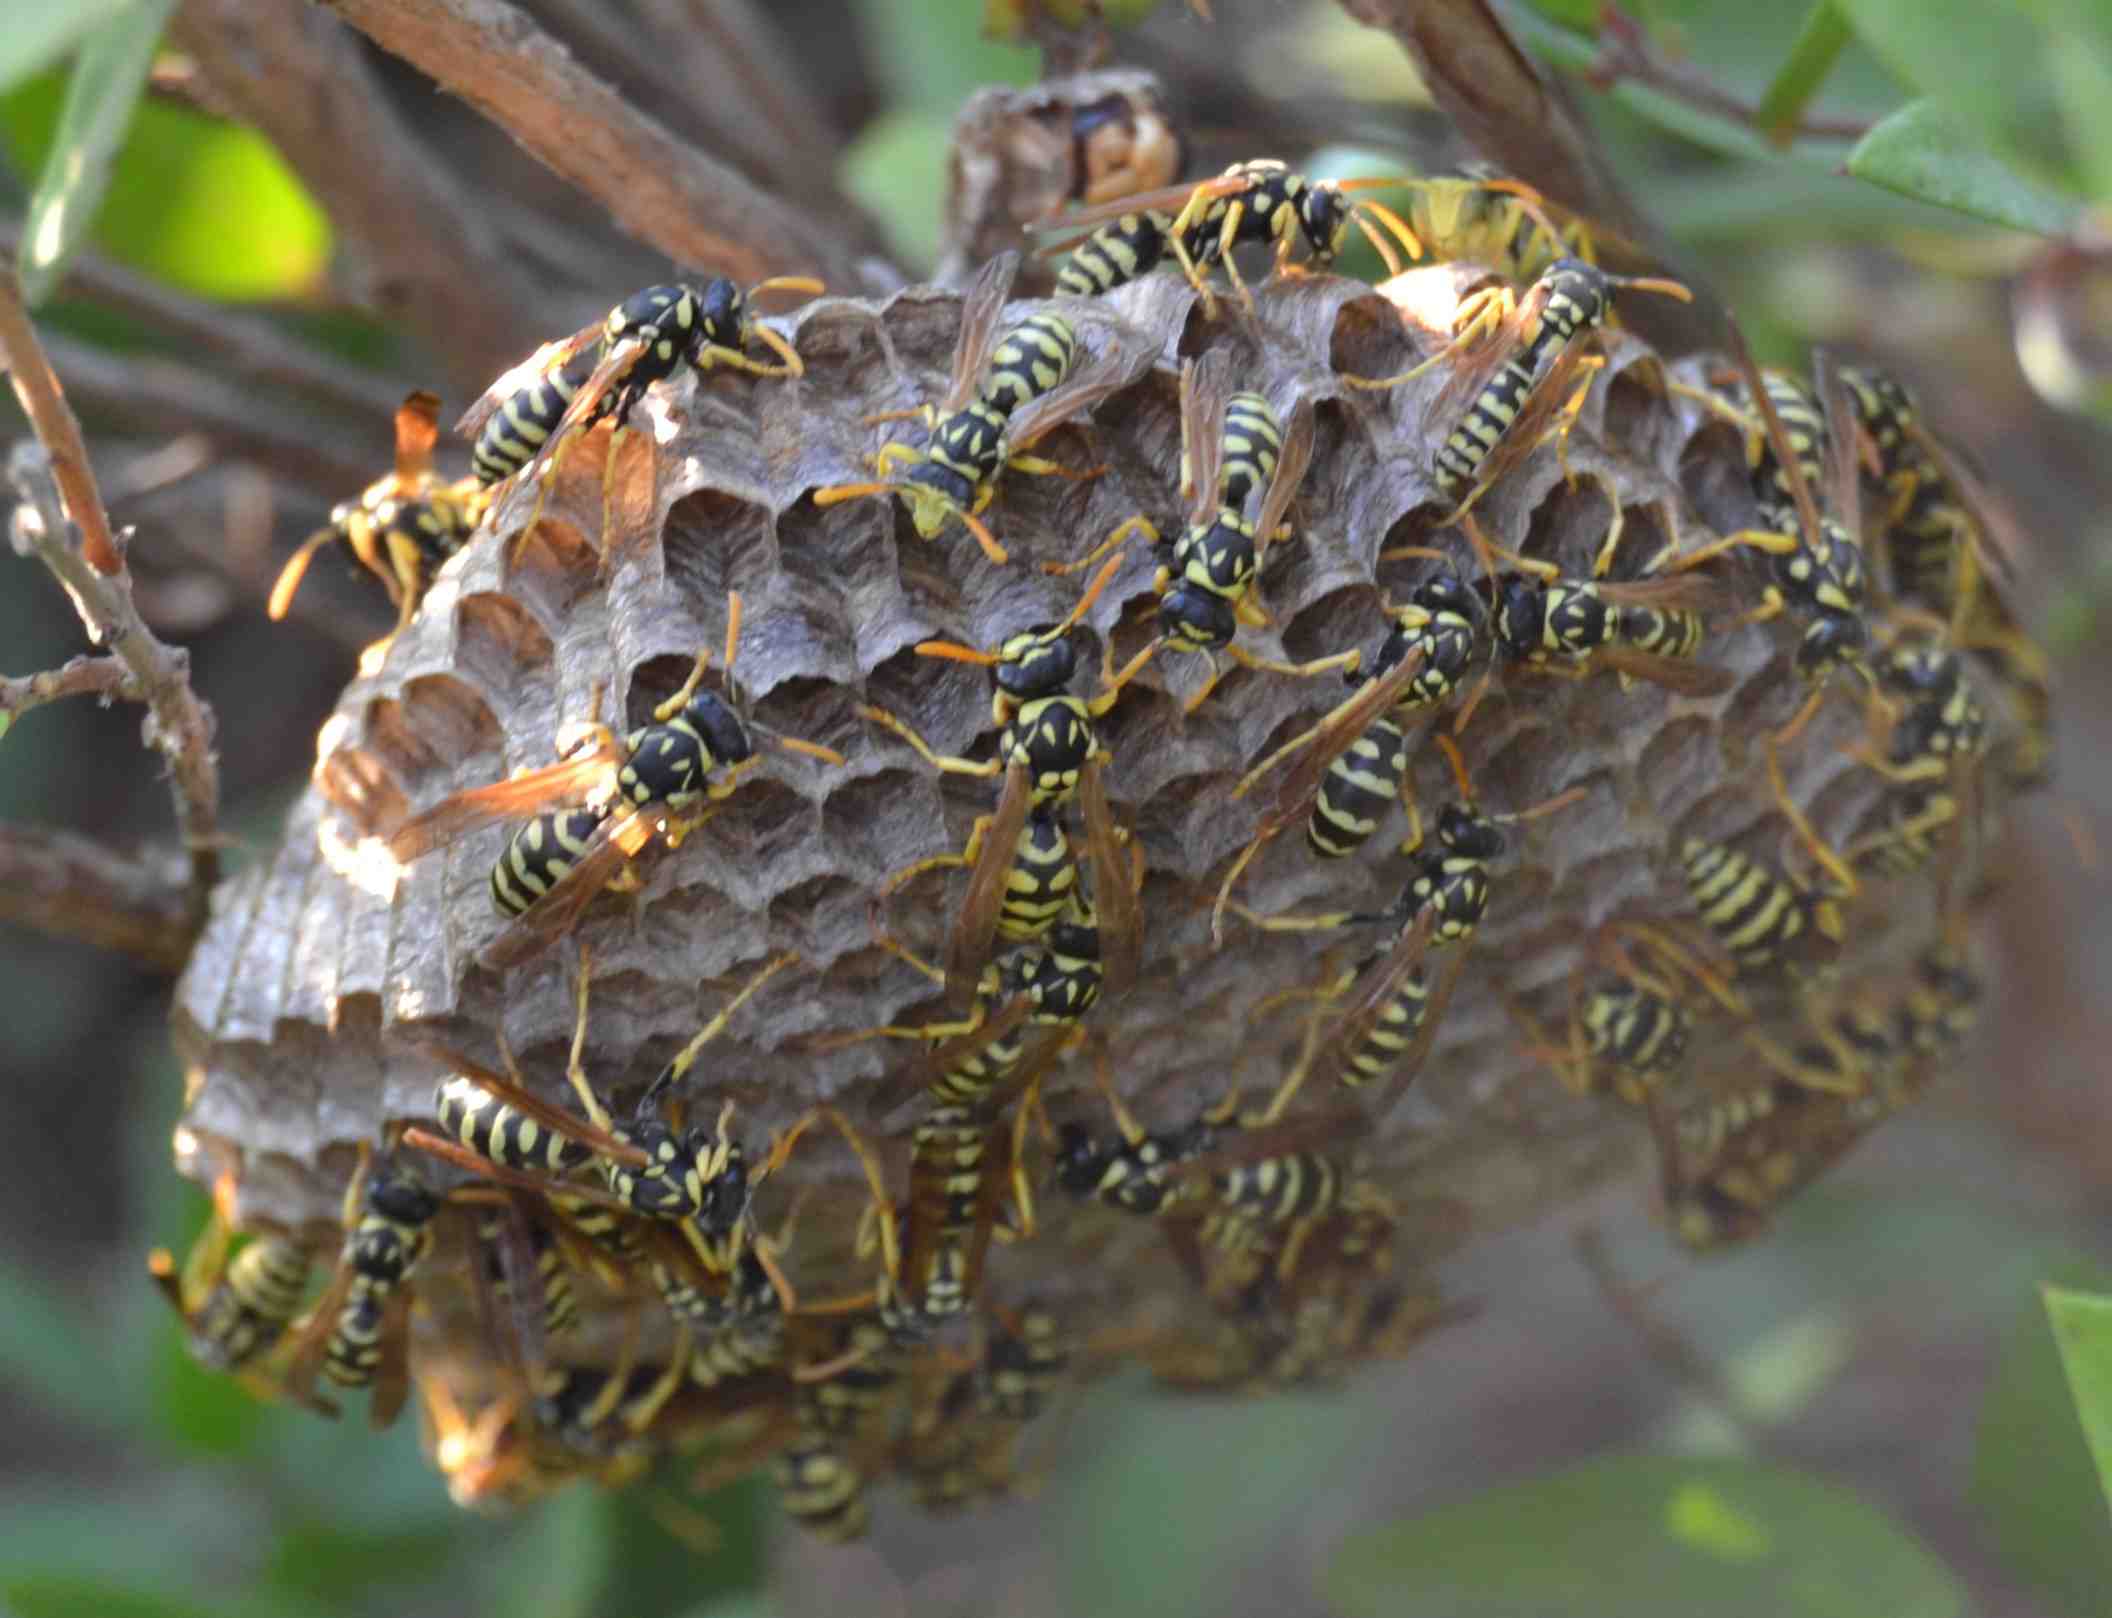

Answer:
[318,0,878,292]
[1587,6,1872,144]
[171,0,556,399]
[0,272,121,574]
[0,653,137,727]
[2,290,223,924]
[41,329,381,496]
[0,225,409,425]
[0,824,195,973]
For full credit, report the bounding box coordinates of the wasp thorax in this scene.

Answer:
[995,629,1077,698]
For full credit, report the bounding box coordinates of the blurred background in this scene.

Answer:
[1,2,2109,1615]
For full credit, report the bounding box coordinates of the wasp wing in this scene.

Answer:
[1037,173,1238,236]
[479,816,640,972]
[1265,642,1429,829]
[1180,347,1234,523]
[393,390,443,484]
[1078,756,1142,1001]
[942,763,1036,1014]
[1593,645,1735,697]
[874,991,1035,1116]
[999,337,1136,456]
[455,324,603,441]
[1251,396,1315,559]
[385,754,618,862]
[1722,314,1825,559]
[939,250,1021,416]
[1418,277,1546,444]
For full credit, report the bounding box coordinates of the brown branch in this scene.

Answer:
[0,273,121,574]
[170,0,555,400]
[0,225,409,426]
[0,824,195,972]
[316,0,879,292]
[546,0,879,254]
[1331,0,1719,352]
[0,654,137,727]
[41,330,380,497]
[5,347,223,921]
[1587,6,1871,143]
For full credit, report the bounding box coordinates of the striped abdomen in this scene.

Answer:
[471,349,599,486]
[1055,211,1170,298]
[1212,1149,1340,1227]
[776,1439,870,1541]
[1679,839,1818,973]
[435,1075,591,1174]
[1215,391,1283,513]
[194,1237,311,1370]
[996,808,1077,944]
[1337,966,1432,1091]
[491,809,607,917]
[1308,719,1411,860]
[979,313,1077,418]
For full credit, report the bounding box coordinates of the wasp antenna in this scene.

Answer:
[721,591,744,678]
[811,481,896,508]
[266,525,343,621]
[1059,550,1128,631]
[914,639,1000,666]
[752,275,826,299]
[1610,274,1693,303]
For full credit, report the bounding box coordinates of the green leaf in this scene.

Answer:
[17,0,176,305]
[1832,0,2067,179]
[2037,14,2112,201]
[0,0,128,95]
[1972,1265,2112,1614]
[2044,1286,2112,1516]
[1,68,332,301]
[1755,4,1854,144]
[1059,1379,1376,1618]
[1329,1454,1965,1618]
[839,109,951,272]
[2,1578,222,1618]
[1847,101,2084,234]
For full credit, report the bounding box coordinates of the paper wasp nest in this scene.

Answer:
[170,263,2035,1502]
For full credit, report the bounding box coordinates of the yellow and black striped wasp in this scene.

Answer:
[148,1174,313,1384]
[1226,735,1589,1119]
[1056,347,1363,712]
[1678,732,1861,982]
[812,251,1131,565]
[1209,568,1486,939]
[1840,629,1989,876]
[408,945,806,1320]
[459,274,822,542]
[1356,259,1691,539]
[1658,326,1877,742]
[858,555,1141,1012]
[383,593,843,969]
[1041,158,1426,317]
[267,390,478,638]
[1509,918,1748,1106]
[272,1136,451,1428]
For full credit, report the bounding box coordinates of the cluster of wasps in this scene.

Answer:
[165,111,2045,1539]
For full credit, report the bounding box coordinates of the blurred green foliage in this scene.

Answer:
[3,1,2110,1615]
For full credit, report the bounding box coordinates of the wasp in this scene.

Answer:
[1208,569,1484,938]
[384,593,843,968]
[269,1140,448,1427]
[472,1202,582,1345]
[793,1032,1073,1347]
[775,1436,872,1541]
[1227,736,1589,1117]
[1897,932,1982,1059]
[811,251,1130,565]
[1042,158,1426,317]
[1841,635,1989,875]
[1509,919,1748,1106]
[267,391,478,637]
[1647,996,1921,1252]
[148,1177,312,1379]
[409,947,803,1319]
[980,1303,1068,1423]
[858,559,1141,1012]
[845,898,1106,1116]
[1660,334,1877,740]
[1478,569,1734,695]
[459,275,822,541]
[1054,348,1364,713]
[1357,260,1690,537]
[1679,733,1861,980]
